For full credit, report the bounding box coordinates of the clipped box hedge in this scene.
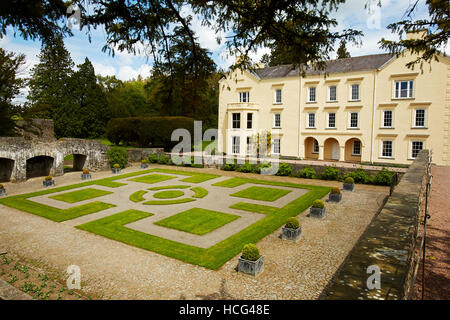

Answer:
[106,116,195,149]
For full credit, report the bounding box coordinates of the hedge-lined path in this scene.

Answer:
[0,164,389,299]
[412,165,450,300]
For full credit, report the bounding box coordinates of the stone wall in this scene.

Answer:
[320,149,429,300]
[126,148,164,163]
[0,137,109,182]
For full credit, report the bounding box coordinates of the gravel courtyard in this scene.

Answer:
[0,165,389,299]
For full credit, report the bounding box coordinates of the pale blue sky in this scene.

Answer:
[1,0,444,104]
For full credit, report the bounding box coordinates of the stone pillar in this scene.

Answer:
[339,146,345,162]
[318,145,324,160]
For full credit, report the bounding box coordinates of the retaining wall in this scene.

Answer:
[321,149,429,300]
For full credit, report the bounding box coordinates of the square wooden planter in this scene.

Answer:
[329,193,342,202]
[0,188,6,196]
[281,226,302,242]
[43,180,55,187]
[238,255,264,276]
[310,206,326,219]
[81,173,91,180]
[343,183,354,191]
[112,168,121,174]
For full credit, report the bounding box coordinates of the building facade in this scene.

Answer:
[217,35,450,166]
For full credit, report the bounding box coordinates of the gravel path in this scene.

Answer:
[0,165,389,299]
[412,165,450,300]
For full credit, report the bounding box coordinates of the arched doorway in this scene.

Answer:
[324,138,340,161]
[64,154,87,172]
[26,156,54,179]
[0,158,14,182]
[345,138,362,163]
[304,137,319,159]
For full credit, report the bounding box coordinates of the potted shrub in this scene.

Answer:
[343,177,355,191]
[328,187,342,202]
[112,163,121,174]
[141,159,149,169]
[0,184,6,196]
[310,199,326,218]
[81,169,91,180]
[43,176,55,187]
[237,244,264,276]
[281,217,302,241]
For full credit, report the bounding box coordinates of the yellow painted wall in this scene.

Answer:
[218,53,450,165]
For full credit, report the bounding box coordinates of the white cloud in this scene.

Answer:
[92,62,116,77]
[117,64,153,81]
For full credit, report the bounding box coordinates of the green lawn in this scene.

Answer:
[153,190,185,199]
[231,186,292,202]
[49,188,112,203]
[0,167,331,269]
[212,178,247,188]
[75,176,330,269]
[128,174,176,184]
[191,187,208,198]
[230,202,279,215]
[154,208,240,236]
[130,190,148,202]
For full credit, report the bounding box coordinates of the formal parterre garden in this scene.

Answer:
[0,168,330,270]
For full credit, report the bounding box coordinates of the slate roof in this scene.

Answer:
[252,53,396,79]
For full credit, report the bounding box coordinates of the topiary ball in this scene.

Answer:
[344,177,354,184]
[241,244,260,261]
[312,199,325,208]
[141,159,147,164]
[0,184,4,189]
[113,164,120,169]
[83,169,90,174]
[331,187,341,194]
[285,217,300,229]
[45,176,53,181]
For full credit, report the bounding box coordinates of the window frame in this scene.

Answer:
[327,112,336,128]
[239,91,250,103]
[308,87,317,103]
[246,113,253,129]
[307,112,316,128]
[381,140,394,158]
[312,139,319,154]
[350,84,360,101]
[382,110,394,128]
[348,112,359,129]
[352,140,361,156]
[395,80,414,99]
[232,112,241,129]
[231,136,240,154]
[274,89,282,104]
[328,85,337,102]
[273,113,281,128]
[272,138,281,155]
[246,136,252,155]
[413,109,426,128]
[410,141,424,159]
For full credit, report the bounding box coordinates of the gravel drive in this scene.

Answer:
[0,164,389,299]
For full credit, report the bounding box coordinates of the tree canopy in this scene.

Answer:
[379,0,449,69]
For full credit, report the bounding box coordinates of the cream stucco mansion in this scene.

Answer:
[217,33,450,166]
